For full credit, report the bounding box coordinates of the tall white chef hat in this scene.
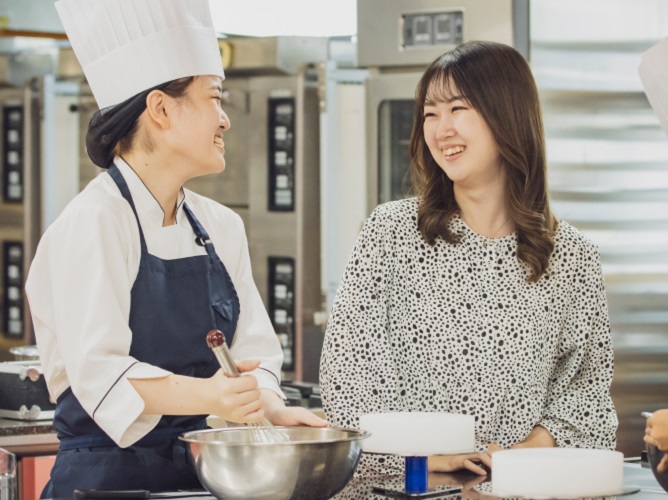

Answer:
[55,0,225,109]
[639,36,668,138]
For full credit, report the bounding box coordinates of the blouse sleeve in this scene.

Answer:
[321,206,405,473]
[26,204,171,448]
[225,215,284,398]
[538,241,618,449]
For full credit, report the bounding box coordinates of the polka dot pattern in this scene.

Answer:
[320,198,617,475]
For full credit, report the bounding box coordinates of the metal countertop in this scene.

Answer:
[42,463,667,499]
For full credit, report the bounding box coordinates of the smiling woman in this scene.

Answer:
[105,75,233,222]
[150,76,230,178]
[25,0,325,498]
[422,90,503,197]
[320,41,617,478]
[412,41,554,282]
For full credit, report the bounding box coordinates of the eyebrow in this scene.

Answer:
[424,95,466,105]
[210,84,223,94]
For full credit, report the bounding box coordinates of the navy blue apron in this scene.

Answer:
[42,165,241,498]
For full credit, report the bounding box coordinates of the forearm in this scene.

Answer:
[130,362,266,424]
[513,425,557,449]
[130,374,212,415]
[260,388,285,420]
[431,427,556,476]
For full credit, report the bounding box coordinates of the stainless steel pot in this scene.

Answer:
[8,346,39,361]
[179,426,369,500]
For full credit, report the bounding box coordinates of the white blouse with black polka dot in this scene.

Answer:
[320,197,617,476]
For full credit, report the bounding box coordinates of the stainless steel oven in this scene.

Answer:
[0,53,99,358]
[0,83,37,356]
[183,37,327,382]
[0,59,74,357]
[1,38,327,382]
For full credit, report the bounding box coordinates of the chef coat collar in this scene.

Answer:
[113,157,187,229]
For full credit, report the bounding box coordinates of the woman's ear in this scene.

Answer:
[144,90,171,130]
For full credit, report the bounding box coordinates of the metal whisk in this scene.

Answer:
[206,329,286,443]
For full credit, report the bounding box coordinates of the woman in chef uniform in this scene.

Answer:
[25,0,325,497]
[320,41,617,476]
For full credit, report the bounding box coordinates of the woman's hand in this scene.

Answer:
[487,443,503,453]
[428,429,557,476]
[645,409,668,472]
[656,453,668,474]
[267,406,329,427]
[428,452,492,475]
[428,467,488,492]
[645,409,668,450]
[428,442,506,475]
[130,360,265,419]
[260,389,329,427]
[207,361,265,423]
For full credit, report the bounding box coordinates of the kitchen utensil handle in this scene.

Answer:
[73,490,150,499]
[206,329,275,429]
[206,329,239,377]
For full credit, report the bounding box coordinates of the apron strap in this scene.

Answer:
[107,164,149,254]
[182,203,218,259]
[181,202,241,347]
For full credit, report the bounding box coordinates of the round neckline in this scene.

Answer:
[451,213,516,244]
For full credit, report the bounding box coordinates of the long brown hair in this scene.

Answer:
[409,41,555,282]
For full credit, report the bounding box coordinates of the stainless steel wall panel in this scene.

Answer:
[532,0,668,455]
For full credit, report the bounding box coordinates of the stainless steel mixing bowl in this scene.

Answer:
[180,426,369,500]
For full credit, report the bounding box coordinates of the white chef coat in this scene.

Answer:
[25,157,284,448]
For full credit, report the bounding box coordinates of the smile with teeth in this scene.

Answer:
[443,146,465,157]
[213,136,224,148]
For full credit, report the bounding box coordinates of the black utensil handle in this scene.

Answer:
[73,490,150,499]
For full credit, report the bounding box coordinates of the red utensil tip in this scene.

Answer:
[206,329,225,348]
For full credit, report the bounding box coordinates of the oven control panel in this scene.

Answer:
[268,98,295,212]
[268,256,295,370]
[402,10,463,48]
[2,106,24,203]
[2,242,23,338]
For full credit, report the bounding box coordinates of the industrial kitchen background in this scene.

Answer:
[0,0,665,460]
